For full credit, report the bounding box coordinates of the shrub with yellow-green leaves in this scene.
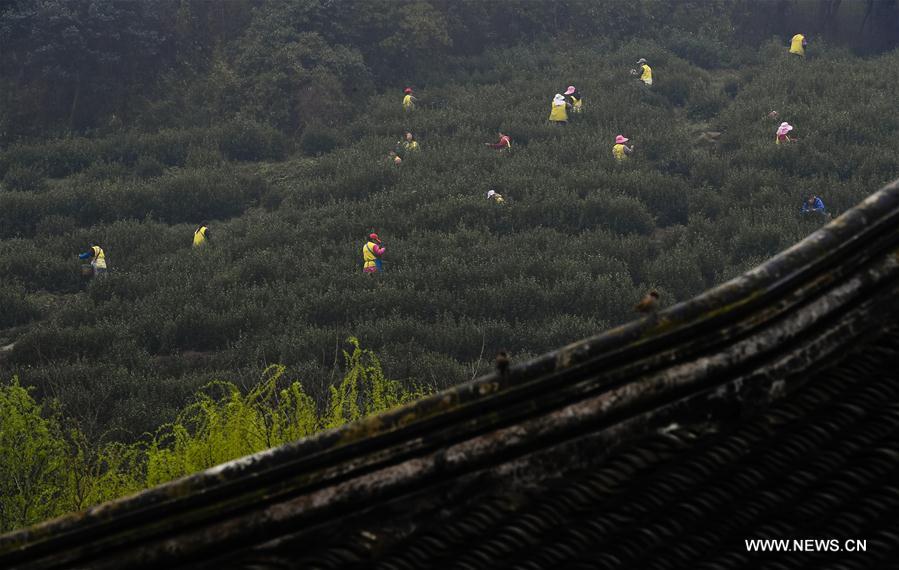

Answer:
[0,338,423,532]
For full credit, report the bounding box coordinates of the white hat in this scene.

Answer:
[487,190,496,199]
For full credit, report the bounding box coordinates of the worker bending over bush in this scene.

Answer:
[78,244,107,279]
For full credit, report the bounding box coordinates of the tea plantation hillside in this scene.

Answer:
[3,0,899,533]
[3,38,898,443]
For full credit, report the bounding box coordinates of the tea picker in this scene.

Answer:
[776,122,797,144]
[631,58,653,86]
[790,33,807,57]
[800,194,828,219]
[402,87,418,111]
[362,233,387,274]
[487,190,505,204]
[612,135,635,161]
[565,85,583,114]
[548,93,570,125]
[396,132,420,157]
[485,131,512,151]
[193,222,210,248]
[78,244,107,279]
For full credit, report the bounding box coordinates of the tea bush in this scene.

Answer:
[2,165,48,193]
[0,124,286,181]
[300,124,343,156]
[0,286,42,327]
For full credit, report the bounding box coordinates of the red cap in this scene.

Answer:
[369,233,380,243]
[404,87,413,94]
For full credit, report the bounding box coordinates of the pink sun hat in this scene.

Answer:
[564,85,576,95]
[777,122,794,135]
[615,135,629,144]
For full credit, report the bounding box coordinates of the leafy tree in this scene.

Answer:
[0,0,172,133]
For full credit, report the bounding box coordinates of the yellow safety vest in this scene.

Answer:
[193,226,208,247]
[640,64,653,85]
[571,96,583,112]
[362,241,380,271]
[403,140,419,152]
[613,144,628,161]
[790,34,805,56]
[403,94,414,110]
[549,102,568,122]
[91,246,107,269]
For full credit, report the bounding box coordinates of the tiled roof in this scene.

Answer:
[2,178,898,570]
[265,325,899,570]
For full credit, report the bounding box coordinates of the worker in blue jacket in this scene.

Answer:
[800,194,827,218]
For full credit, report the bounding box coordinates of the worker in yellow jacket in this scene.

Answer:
[78,244,107,278]
[402,88,417,111]
[193,222,210,248]
[634,58,652,86]
[790,33,807,56]
[548,94,570,124]
[362,233,386,274]
[565,86,583,114]
[613,135,635,162]
[397,131,420,156]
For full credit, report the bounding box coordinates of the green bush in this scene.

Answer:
[34,214,77,236]
[2,165,48,192]
[300,124,341,156]
[0,377,69,532]
[10,324,120,365]
[687,88,728,120]
[0,127,269,180]
[0,338,423,531]
[77,160,129,182]
[39,138,96,178]
[218,117,288,162]
[0,287,41,327]
[669,34,730,69]
[133,155,165,179]
[185,145,224,169]
[656,74,691,106]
